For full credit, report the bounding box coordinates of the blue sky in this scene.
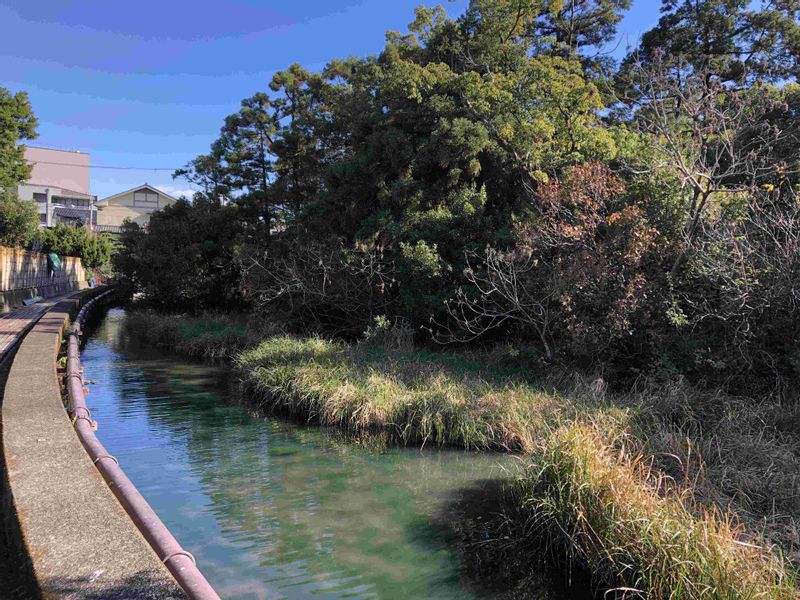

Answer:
[0,0,659,199]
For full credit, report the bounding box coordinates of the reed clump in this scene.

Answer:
[236,335,573,451]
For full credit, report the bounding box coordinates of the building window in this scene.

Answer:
[39,213,47,224]
[133,190,159,208]
[33,192,46,203]
[59,198,89,207]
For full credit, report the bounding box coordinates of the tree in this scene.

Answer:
[173,0,625,330]
[631,0,800,85]
[267,65,329,224]
[240,238,396,335]
[615,0,800,276]
[172,143,231,206]
[80,234,113,270]
[440,163,664,366]
[675,192,800,386]
[35,224,113,269]
[0,87,37,191]
[629,60,797,275]
[464,0,631,58]
[217,93,277,237]
[420,0,632,72]
[113,200,247,311]
[111,0,800,386]
[533,0,633,57]
[36,223,86,256]
[0,86,39,247]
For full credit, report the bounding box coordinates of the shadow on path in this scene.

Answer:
[43,572,184,600]
[0,348,40,600]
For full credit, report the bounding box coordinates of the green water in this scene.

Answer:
[80,310,529,600]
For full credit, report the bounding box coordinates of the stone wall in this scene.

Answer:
[0,247,87,312]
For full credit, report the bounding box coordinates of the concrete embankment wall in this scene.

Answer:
[1,289,185,599]
[0,247,88,313]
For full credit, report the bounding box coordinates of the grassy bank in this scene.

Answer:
[123,310,800,598]
[237,336,575,451]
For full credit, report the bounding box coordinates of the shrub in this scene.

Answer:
[35,223,113,269]
[122,309,250,362]
[669,194,800,389]
[443,163,672,372]
[239,238,397,337]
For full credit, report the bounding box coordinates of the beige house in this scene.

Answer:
[95,184,179,233]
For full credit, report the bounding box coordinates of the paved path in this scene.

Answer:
[0,293,81,365]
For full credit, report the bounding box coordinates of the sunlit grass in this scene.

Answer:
[237,336,572,451]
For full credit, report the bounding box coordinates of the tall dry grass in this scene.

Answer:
[520,420,796,599]
[236,335,570,451]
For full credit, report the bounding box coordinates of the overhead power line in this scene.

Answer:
[27,160,180,172]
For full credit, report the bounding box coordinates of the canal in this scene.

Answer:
[79,309,528,600]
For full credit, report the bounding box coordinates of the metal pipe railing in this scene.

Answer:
[65,290,221,600]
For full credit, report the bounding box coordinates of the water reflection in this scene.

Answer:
[80,309,522,600]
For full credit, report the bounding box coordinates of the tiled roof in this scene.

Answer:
[54,207,97,225]
[94,224,123,233]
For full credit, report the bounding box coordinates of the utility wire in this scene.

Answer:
[27,160,180,171]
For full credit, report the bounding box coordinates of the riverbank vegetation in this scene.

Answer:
[111,0,800,597]
[124,309,800,598]
[124,310,249,362]
[114,0,800,394]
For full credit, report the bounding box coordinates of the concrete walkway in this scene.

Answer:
[1,291,186,599]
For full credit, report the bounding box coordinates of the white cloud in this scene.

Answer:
[156,185,196,200]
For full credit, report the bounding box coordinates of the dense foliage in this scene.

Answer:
[114,0,800,391]
[113,200,246,310]
[35,224,113,269]
[0,191,38,248]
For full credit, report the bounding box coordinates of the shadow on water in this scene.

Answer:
[432,479,598,600]
[77,308,593,600]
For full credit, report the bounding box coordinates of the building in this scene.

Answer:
[17,147,179,234]
[94,184,179,233]
[17,147,98,228]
